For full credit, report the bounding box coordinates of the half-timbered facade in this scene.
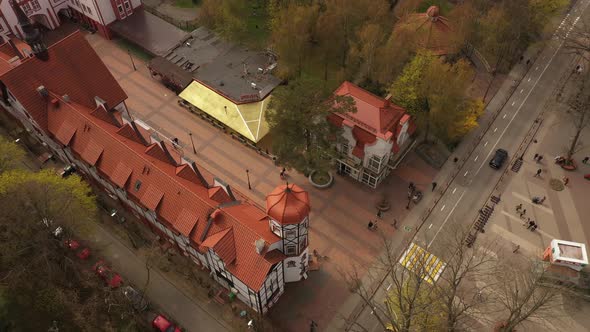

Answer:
[0,25,310,314]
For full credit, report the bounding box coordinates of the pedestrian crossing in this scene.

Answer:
[399,242,446,284]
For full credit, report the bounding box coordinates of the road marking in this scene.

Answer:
[473,14,583,177]
[441,205,446,212]
[429,191,466,247]
[474,155,479,162]
[520,89,524,94]
[493,127,498,133]
[484,141,488,147]
[452,188,457,194]
[503,114,507,119]
[464,171,469,177]
[511,101,515,106]
[429,223,433,229]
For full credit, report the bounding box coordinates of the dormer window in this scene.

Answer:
[134,179,142,191]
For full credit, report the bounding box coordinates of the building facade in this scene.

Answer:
[0,17,310,314]
[329,81,415,188]
[0,0,141,41]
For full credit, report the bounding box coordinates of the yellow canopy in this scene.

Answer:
[179,81,270,143]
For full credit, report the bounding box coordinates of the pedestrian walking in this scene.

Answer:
[534,153,539,161]
[392,218,399,229]
[526,59,531,65]
[432,181,437,192]
[377,210,383,219]
[540,196,546,204]
[537,155,543,163]
[523,217,531,226]
[280,168,286,179]
[563,176,569,186]
[583,157,589,164]
[519,209,527,218]
[453,157,458,163]
[368,220,374,230]
[534,168,542,177]
[527,220,535,229]
[531,224,538,232]
[516,203,522,212]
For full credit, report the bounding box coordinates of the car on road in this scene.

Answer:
[489,149,508,169]
[122,286,149,312]
[152,314,181,332]
[93,260,123,288]
[64,239,91,260]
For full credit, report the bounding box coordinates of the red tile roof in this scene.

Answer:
[0,31,127,130]
[140,184,165,211]
[175,208,199,237]
[54,121,77,146]
[79,139,103,166]
[266,184,310,225]
[334,81,406,140]
[110,161,133,188]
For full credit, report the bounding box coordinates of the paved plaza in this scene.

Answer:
[85,33,437,331]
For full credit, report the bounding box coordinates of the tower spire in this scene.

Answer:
[10,0,48,60]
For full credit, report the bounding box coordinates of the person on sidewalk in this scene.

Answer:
[519,209,527,218]
[583,157,589,164]
[537,155,543,163]
[432,181,437,192]
[392,218,398,229]
[527,220,535,229]
[540,196,546,204]
[377,210,383,219]
[531,224,538,232]
[534,153,539,161]
[516,203,522,212]
[563,176,569,186]
[534,169,542,177]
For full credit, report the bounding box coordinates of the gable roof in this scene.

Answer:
[333,81,406,141]
[0,31,127,130]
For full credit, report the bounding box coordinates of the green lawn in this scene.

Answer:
[174,0,198,8]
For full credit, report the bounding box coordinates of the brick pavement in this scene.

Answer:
[85,33,437,331]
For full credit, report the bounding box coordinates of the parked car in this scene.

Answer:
[152,314,181,332]
[489,149,508,169]
[122,286,149,312]
[93,260,123,288]
[64,239,91,260]
[60,164,76,178]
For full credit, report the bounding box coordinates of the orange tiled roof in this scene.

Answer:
[266,183,310,225]
[333,81,405,140]
[0,31,127,131]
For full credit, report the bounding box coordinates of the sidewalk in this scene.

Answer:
[86,214,233,332]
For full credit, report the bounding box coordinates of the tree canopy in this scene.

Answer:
[266,77,355,175]
[0,136,25,173]
[390,52,484,144]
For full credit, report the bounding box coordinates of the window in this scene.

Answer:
[299,236,307,252]
[21,3,31,15]
[125,2,130,9]
[118,5,123,13]
[340,141,349,155]
[285,245,296,256]
[285,230,296,238]
[286,261,296,268]
[31,0,41,11]
[367,155,382,173]
[134,179,142,191]
[361,171,377,188]
[86,5,92,14]
[271,223,280,236]
[215,270,234,287]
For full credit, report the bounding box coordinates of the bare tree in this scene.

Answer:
[434,225,499,331]
[564,77,590,163]
[563,16,590,62]
[493,257,563,332]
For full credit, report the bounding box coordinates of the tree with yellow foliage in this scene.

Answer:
[389,51,483,145]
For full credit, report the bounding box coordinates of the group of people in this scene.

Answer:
[533,153,544,163]
[516,204,539,231]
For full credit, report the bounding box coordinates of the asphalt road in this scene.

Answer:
[352,0,590,330]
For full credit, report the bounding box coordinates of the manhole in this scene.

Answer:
[550,178,564,191]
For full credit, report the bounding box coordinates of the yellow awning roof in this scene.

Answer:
[179,81,270,143]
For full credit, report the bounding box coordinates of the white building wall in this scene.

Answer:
[363,138,392,169]
[93,0,116,25]
[73,0,101,23]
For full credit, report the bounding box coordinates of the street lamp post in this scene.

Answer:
[127,49,136,71]
[188,132,196,154]
[246,169,252,190]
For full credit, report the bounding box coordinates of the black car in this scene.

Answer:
[489,149,508,169]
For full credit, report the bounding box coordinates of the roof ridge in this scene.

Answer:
[53,95,222,221]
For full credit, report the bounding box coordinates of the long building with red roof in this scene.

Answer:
[329,81,415,188]
[0,26,311,314]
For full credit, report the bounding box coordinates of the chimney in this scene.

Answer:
[255,239,266,255]
[36,86,48,98]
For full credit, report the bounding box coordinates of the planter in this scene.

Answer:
[308,170,333,189]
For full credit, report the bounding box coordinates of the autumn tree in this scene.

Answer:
[266,77,355,176]
[0,135,25,173]
[199,0,249,39]
[390,51,483,144]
